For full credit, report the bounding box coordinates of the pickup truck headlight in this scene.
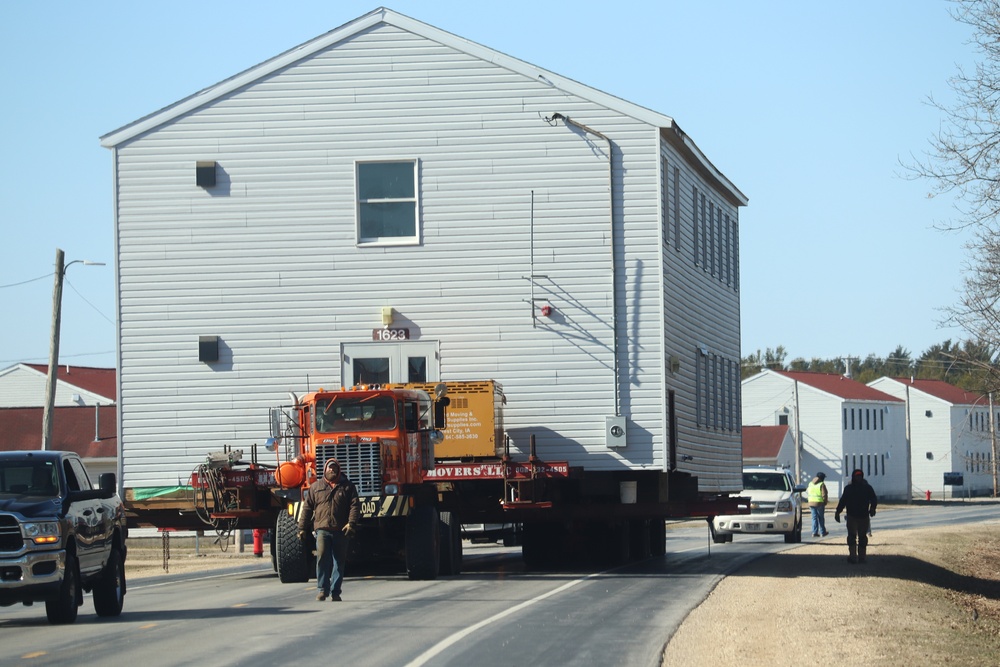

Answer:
[775,499,793,512]
[23,521,61,545]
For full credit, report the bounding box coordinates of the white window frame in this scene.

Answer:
[355,159,420,246]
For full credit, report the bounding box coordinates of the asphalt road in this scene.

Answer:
[1,502,994,667]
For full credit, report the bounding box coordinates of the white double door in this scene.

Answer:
[341,341,439,385]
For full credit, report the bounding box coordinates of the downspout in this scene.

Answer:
[548,113,619,415]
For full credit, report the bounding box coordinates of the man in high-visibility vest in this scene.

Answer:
[806,472,829,538]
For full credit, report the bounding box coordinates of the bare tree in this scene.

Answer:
[910,1,1000,394]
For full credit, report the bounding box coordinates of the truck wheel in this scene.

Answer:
[276,510,310,583]
[710,522,730,544]
[784,519,802,544]
[405,505,440,580]
[93,547,125,617]
[45,553,80,624]
[649,519,666,556]
[438,511,463,576]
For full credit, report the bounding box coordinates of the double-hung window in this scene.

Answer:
[356,160,418,244]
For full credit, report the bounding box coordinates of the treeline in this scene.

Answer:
[741,339,1000,393]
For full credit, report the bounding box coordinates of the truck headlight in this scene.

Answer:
[23,521,61,545]
[775,499,793,512]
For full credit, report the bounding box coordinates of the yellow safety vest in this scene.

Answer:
[807,481,826,504]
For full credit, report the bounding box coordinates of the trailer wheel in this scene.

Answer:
[629,520,651,559]
[45,553,80,624]
[276,510,310,583]
[405,505,440,580]
[649,519,666,556]
[93,547,125,617]
[521,522,561,569]
[438,511,463,576]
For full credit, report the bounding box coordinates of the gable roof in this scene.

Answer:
[887,377,988,407]
[742,425,789,459]
[21,364,116,402]
[775,370,903,403]
[0,406,118,459]
[99,7,746,207]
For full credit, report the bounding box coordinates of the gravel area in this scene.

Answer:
[663,522,1000,666]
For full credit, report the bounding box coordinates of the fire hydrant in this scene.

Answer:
[925,490,932,501]
[252,528,265,557]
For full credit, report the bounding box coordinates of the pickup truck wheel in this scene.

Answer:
[93,547,125,617]
[45,553,80,624]
[405,504,440,580]
[784,519,803,544]
[276,510,310,583]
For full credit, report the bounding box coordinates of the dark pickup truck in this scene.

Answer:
[0,450,127,623]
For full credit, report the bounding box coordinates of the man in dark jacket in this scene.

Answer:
[298,458,360,601]
[834,468,878,564]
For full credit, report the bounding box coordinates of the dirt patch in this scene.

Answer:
[663,523,1000,666]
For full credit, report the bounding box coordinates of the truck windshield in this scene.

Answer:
[315,396,397,433]
[742,472,790,492]
[0,461,60,497]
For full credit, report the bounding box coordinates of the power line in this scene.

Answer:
[0,272,53,289]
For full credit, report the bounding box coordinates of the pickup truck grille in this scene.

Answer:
[751,502,777,514]
[315,442,381,497]
[0,514,25,552]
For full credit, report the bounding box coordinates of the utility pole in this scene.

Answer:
[41,248,105,450]
[41,248,65,450]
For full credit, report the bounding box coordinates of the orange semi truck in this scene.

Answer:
[133,380,746,581]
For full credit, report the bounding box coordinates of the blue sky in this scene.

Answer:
[0,1,978,370]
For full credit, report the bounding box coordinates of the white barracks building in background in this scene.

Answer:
[100,8,747,496]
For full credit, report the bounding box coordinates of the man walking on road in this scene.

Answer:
[806,472,829,537]
[299,459,360,601]
[834,469,878,564]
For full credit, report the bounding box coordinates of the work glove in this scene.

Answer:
[869,509,876,517]
[297,530,306,542]
[342,523,357,538]
[834,513,841,523]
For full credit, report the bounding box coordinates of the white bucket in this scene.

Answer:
[620,481,637,504]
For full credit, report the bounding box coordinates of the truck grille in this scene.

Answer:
[0,514,25,552]
[315,442,381,497]
[751,502,777,514]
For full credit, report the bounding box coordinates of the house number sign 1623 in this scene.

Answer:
[372,328,410,341]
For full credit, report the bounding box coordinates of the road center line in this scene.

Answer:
[404,570,606,667]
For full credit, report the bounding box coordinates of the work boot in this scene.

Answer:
[859,546,867,563]
[848,543,857,564]
[330,593,342,602]
[316,592,327,601]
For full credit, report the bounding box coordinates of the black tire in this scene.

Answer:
[784,517,802,544]
[93,548,125,617]
[405,505,440,580]
[276,510,310,583]
[438,511,463,576]
[649,519,666,556]
[629,520,651,559]
[46,553,79,625]
[521,522,567,569]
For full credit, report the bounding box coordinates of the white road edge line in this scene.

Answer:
[404,570,606,667]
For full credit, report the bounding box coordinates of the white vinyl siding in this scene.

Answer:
[107,18,744,491]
